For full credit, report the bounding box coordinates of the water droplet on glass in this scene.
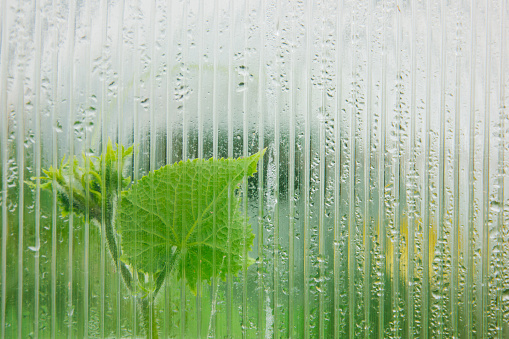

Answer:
[54,121,63,133]
[28,245,40,252]
[236,82,246,92]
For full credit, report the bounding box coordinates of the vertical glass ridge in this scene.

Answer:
[0,0,10,336]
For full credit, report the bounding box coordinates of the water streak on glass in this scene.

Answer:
[114,0,126,336]
[0,1,9,337]
[256,1,265,337]
[303,1,313,337]
[333,1,343,338]
[466,0,477,337]
[164,1,174,337]
[496,4,507,339]
[82,1,93,337]
[50,2,59,337]
[481,2,491,338]
[16,23,26,339]
[363,0,373,336]
[33,0,42,337]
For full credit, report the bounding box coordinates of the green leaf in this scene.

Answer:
[27,139,133,221]
[116,149,265,293]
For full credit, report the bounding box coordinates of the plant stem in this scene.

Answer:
[141,296,159,339]
[103,187,178,337]
[104,210,178,338]
[104,213,134,292]
[105,213,156,338]
[140,255,178,338]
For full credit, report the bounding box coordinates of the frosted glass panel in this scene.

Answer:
[1,0,508,338]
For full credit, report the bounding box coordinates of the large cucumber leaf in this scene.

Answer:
[116,149,265,292]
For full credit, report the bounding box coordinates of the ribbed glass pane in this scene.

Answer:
[1,0,508,338]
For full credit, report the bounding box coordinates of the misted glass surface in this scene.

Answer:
[1,0,508,338]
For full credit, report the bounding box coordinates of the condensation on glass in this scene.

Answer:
[1,0,508,338]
